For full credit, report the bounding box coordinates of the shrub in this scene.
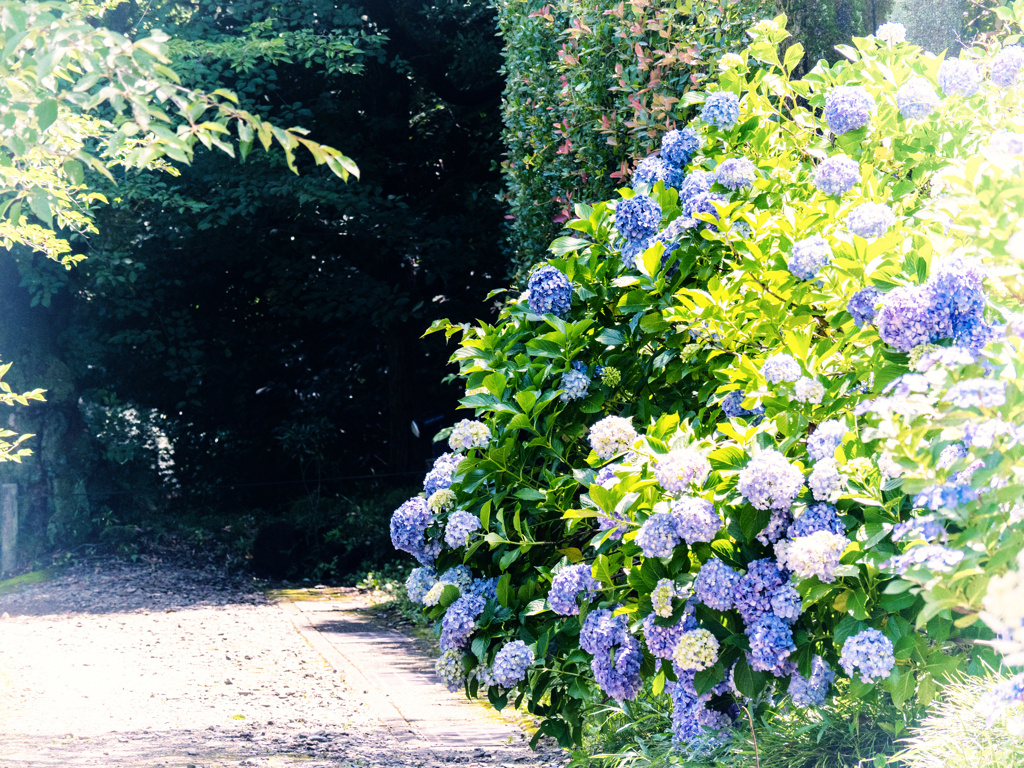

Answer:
[395,6,1024,752]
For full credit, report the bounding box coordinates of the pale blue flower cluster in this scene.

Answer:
[734,558,786,624]
[589,415,637,460]
[896,77,939,119]
[449,418,492,452]
[721,390,765,422]
[670,672,733,743]
[655,448,711,492]
[405,566,436,604]
[807,420,847,461]
[776,530,849,582]
[788,502,845,538]
[637,511,683,557]
[883,544,964,574]
[793,377,825,404]
[875,22,905,43]
[390,496,440,565]
[770,585,802,620]
[847,202,896,239]
[701,91,741,130]
[694,558,742,611]
[582,609,642,701]
[715,157,757,190]
[633,156,684,190]
[440,594,486,651]
[823,86,874,134]
[662,127,701,167]
[964,419,1024,449]
[944,378,1006,408]
[491,640,534,687]
[527,265,572,317]
[938,58,981,97]
[809,458,842,501]
[892,515,945,543]
[813,155,860,196]
[937,443,968,469]
[840,629,895,683]
[876,286,935,352]
[435,648,466,692]
[685,192,727,227]
[672,496,723,545]
[424,452,463,496]
[789,656,836,707]
[643,611,694,658]
[991,45,1024,87]
[615,194,662,241]
[762,353,801,383]
[787,235,833,280]
[747,613,796,674]
[737,449,804,511]
[913,481,980,511]
[992,131,1024,155]
[548,563,598,615]
[560,367,591,402]
[847,286,881,328]
[444,510,482,548]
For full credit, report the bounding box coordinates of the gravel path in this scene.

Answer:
[0,557,566,768]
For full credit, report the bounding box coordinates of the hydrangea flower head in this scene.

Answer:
[944,378,1006,409]
[809,458,843,501]
[892,515,945,543]
[548,562,598,615]
[652,578,680,618]
[747,613,796,673]
[435,648,466,692]
[722,390,765,422]
[896,77,939,120]
[679,169,713,204]
[771,585,802,621]
[589,415,637,460]
[491,640,534,687]
[775,530,849,582]
[701,91,741,130]
[560,367,591,402]
[526,265,572,317]
[813,155,860,196]
[615,194,662,241]
[424,452,463,496]
[449,419,492,452]
[672,496,723,544]
[655,448,711,492]
[580,608,629,654]
[883,544,964,574]
[734,558,786,623]
[788,235,832,280]
[694,558,742,611]
[788,502,845,538]
[643,611,693,658]
[793,377,825,405]
[737,449,804,511]
[637,511,683,557]
[824,86,874,134]
[840,629,894,683]
[633,156,684,190]
[938,58,982,97]
[847,286,881,328]
[684,192,728,228]
[662,127,701,167]
[440,594,486,651]
[877,286,940,352]
[592,631,643,701]
[807,420,847,462]
[444,509,482,548]
[875,22,906,44]
[390,496,439,565]
[991,45,1024,87]
[847,202,896,239]
[937,443,967,469]
[789,656,836,707]
[620,236,651,270]
[716,157,757,190]
[405,566,437,604]
[673,628,720,670]
[428,488,456,513]
[762,353,802,383]
[928,255,986,345]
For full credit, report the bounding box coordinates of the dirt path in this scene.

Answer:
[0,557,566,768]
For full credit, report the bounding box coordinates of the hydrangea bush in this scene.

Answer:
[393,8,1024,750]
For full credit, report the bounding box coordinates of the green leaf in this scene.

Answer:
[35,99,58,132]
[514,487,546,501]
[439,584,461,608]
[732,654,767,698]
[28,188,51,226]
[496,573,513,606]
[549,236,591,256]
[595,328,625,346]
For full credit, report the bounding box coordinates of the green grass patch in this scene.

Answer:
[0,569,51,594]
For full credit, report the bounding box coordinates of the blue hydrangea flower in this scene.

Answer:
[807,420,847,462]
[793,377,825,404]
[701,91,741,130]
[847,202,896,239]
[789,656,835,707]
[655,449,711,492]
[928,256,986,345]
[892,515,945,543]
[592,631,643,701]
[813,155,860,196]
[662,127,701,167]
[527,265,572,317]
[913,481,980,511]
[637,511,683,557]
[840,629,894,683]
[615,194,662,241]
[580,608,629,654]
[633,156,683,189]
[776,530,849,582]
[694,558,742,611]
[896,77,939,120]
[787,235,832,281]
[991,45,1024,87]
[444,509,482,548]
[594,464,621,488]
[390,496,439,565]
[770,585,802,621]
[734,558,786,624]
[424,452,463,496]
[684,192,727,227]
[721,390,765,422]
[823,86,874,135]
[788,502,845,538]
[747,613,796,674]
[440,594,486,651]
[491,640,534,687]
[737,449,804,511]
[466,576,498,600]
[620,236,651,270]
[883,544,964,574]
[548,563,598,615]
[679,169,713,205]
[762,353,802,384]
[643,611,695,659]
[435,648,466,692]
[938,58,982,97]
[809,458,842,501]
[875,22,906,44]
[876,285,942,352]
[847,286,881,328]
[649,215,696,276]
[405,566,437,604]
[937,443,967,469]
[715,157,757,190]
[672,496,723,545]
[560,367,591,402]
[944,378,1006,409]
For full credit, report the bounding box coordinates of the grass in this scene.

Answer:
[0,569,51,594]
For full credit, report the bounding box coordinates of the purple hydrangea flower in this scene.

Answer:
[672,496,723,544]
[913,481,980,511]
[938,58,981,97]
[444,510,482,548]
[643,610,696,659]
[807,420,847,462]
[721,390,765,421]
[788,502,845,538]
[747,613,796,674]
[937,443,967,469]
[694,558,742,611]
[633,156,684,190]
[788,235,832,280]
[637,511,683,558]
[762,353,802,383]
[662,127,701,167]
[876,285,941,352]
[560,367,591,402]
[809,458,842,501]
[390,496,440,565]
[737,449,804,511]
[813,155,860,196]
[847,286,881,328]
[527,265,572,317]
[615,194,662,241]
[883,544,964,574]
[847,202,896,239]
[734,558,787,624]
[701,91,741,130]
[716,157,757,190]
[580,608,629,654]
[929,256,987,345]
[679,169,713,204]
[440,594,486,651]
[491,640,534,687]
[548,563,598,615]
[892,515,945,543]
[840,629,894,683]
[823,86,874,135]
[592,632,643,701]
[771,585,802,621]
[789,656,835,707]
[655,449,711,492]
[424,452,464,496]
[896,77,939,120]
[991,45,1024,88]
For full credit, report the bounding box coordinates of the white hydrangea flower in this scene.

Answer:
[449,419,492,452]
[672,628,720,670]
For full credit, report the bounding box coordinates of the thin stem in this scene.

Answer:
[744,705,761,768]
